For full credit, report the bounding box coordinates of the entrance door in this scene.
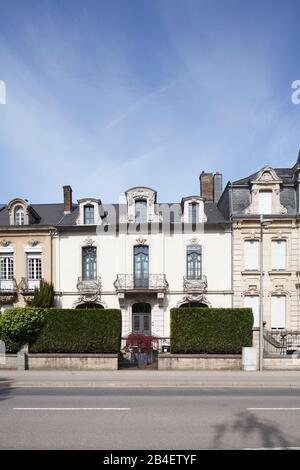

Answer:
[134,245,149,288]
[132,303,151,335]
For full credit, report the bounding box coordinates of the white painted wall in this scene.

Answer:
[54,226,232,337]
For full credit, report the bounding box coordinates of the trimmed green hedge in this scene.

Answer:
[30,308,121,353]
[0,307,46,353]
[170,308,253,354]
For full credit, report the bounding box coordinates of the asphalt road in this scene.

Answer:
[1,387,300,449]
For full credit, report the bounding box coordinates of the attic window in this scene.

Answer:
[14,206,24,225]
[135,200,147,223]
[188,202,199,223]
[259,191,272,215]
[84,205,94,225]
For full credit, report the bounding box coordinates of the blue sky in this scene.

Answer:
[0,0,300,204]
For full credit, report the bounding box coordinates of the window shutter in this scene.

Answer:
[244,240,259,270]
[271,240,286,270]
[259,191,272,214]
[244,296,259,327]
[271,296,286,329]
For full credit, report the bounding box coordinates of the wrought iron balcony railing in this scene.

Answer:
[114,274,169,291]
[264,330,300,355]
[77,276,102,293]
[19,277,41,293]
[183,275,207,292]
[0,278,18,293]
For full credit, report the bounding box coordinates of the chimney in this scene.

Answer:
[63,185,73,213]
[213,171,223,203]
[199,172,213,201]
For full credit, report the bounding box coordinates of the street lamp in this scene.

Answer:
[259,215,272,371]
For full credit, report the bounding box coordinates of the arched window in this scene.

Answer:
[84,205,94,224]
[14,206,24,225]
[135,200,147,223]
[134,245,149,288]
[187,245,201,279]
[179,302,208,308]
[76,303,104,309]
[82,246,97,280]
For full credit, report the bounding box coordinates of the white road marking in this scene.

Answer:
[13,407,131,411]
[248,408,300,411]
[243,447,300,450]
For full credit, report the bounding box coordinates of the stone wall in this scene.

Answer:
[158,354,242,370]
[0,354,118,370]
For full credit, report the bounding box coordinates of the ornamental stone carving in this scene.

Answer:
[136,236,147,245]
[176,293,211,307]
[82,237,95,246]
[0,240,10,247]
[27,239,39,247]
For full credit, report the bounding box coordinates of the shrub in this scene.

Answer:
[30,308,121,353]
[0,308,46,350]
[32,280,54,308]
[170,307,253,354]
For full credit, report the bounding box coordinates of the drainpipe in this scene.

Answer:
[229,183,234,308]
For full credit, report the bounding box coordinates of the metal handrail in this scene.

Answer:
[114,274,169,290]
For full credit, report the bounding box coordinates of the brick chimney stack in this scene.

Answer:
[63,185,73,214]
[199,171,223,202]
[199,172,214,201]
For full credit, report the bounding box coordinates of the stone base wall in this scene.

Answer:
[1,354,119,370]
[158,354,242,370]
[0,354,17,370]
[264,356,300,370]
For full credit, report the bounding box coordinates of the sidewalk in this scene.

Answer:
[1,369,300,388]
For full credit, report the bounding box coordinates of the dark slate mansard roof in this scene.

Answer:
[0,201,229,227]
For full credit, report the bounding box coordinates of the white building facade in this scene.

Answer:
[54,176,232,338]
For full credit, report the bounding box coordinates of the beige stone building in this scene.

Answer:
[0,197,61,310]
[218,153,300,333]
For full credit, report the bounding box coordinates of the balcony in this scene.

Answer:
[19,277,41,293]
[183,275,207,292]
[114,274,168,292]
[0,278,18,293]
[77,276,102,293]
[114,274,168,307]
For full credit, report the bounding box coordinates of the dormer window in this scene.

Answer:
[15,206,24,225]
[84,205,94,225]
[188,202,199,223]
[135,200,147,223]
[259,191,272,214]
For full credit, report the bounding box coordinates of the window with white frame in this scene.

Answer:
[135,200,147,223]
[244,240,259,270]
[14,206,24,225]
[188,202,199,223]
[271,240,286,270]
[244,296,259,328]
[258,191,272,215]
[0,255,14,280]
[27,255,42,280]
[0,253,14,291]
[271,296,286,329]
[84,205,94,224]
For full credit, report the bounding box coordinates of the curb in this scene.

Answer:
[2,381,300,388]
